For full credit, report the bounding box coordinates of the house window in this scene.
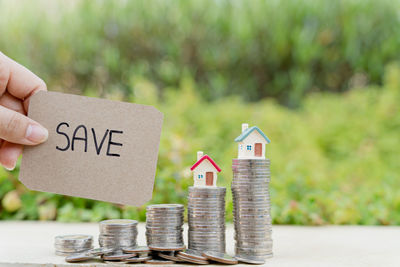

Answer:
[240,145,243,150]
[247,145,252,150]
[198,174,203,179]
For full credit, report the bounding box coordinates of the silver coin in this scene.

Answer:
[188,232,225,237]
[86,247,115,256]
[65,253,94,263]
[232,183,271,187]
[100,219,138,226]
[56,250,90,256]
[188,233,225,238]
[236,245,273,252]
[188,201,226,204]
[123,256,152,263]
[235,254,266,264]
[233,172,271,175]
[232,182,270,186]
[187,202,226,206]
[146,222,183,226]
[146,215,184,219]
[102,252,137,261]
[122,246,151,253]
[188,198,225,202]
[54,247,92,253]
[177,249,208,261]
[55,234,93,243]
[147,237,183,241]
[146,212,184,216]
[188,193,225,197]
[147,203,184,209]
[148,244,185,251]
[202,251,238,264]
[146,225,183,230]
[189,239,225,244]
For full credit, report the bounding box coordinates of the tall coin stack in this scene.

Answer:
[188,186,226,253]
[98,219,138,250]
[54,235,93,256]
[146,204,185,249]
[231,159,273,259]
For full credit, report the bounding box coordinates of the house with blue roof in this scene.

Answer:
[235,123,271,159]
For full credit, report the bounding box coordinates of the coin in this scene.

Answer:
[177,249,208,261]
[146,259,175,264]
[146,204,184,249]
[99,219,138,250]
[157,252,185,262]
[55,234,93,243]
[101,252,137,261]
[148,245,186,252]
[232,158,273,259]
[187,186,226,253]
[55,234,93,256]
[235,255,266,264]
[65,253,94,263]
[56,251,88,256]
[147,203,184,209]
[202,251,238,264]
[176,254,209,265]
[86,247,115,256]
[122,246,150,254]
[123,256,152,263]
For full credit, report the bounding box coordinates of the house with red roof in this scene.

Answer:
[190,151,221,187]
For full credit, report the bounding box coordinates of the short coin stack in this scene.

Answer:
[98,219,138,250]
[54,235,93,256]
[146,204,185,250]
[188,186,226,253]
[231,159,273,259]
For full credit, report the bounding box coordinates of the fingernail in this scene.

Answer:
[4,163,16,171]
[26,124,48,143]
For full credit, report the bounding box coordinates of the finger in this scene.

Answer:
[0,93,27,170]
[0,52,10,97]
[0,141,22,170]
[0,52,47,113]
[0,92,25,115]
[0,105,48,145]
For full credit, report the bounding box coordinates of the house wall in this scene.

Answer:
[193,160,218,186]
[237,130,266,159]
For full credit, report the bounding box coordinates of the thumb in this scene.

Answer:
[0,105,48,145]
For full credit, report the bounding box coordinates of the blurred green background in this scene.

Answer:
[0,0,399,225]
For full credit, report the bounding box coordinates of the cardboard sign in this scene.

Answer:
[19,91,163,206]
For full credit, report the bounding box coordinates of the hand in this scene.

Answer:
[0,52,48,170]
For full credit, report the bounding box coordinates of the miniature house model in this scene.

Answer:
[190,151,221,187]
[235,123,271,159]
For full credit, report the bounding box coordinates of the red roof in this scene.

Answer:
[190,155,222,172]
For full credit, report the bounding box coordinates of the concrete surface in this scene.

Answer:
[0,221,399,266]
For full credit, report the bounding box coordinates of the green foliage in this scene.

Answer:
[1,65,400,225]
[1,0,400,106]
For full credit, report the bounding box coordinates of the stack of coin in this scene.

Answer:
[98,219,138,250]
[187,186,226,253]
[146,204,184,249]
[231,159,273,259]
[54,235,93,256]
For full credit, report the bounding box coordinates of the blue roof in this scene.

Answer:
[234,126,271,143]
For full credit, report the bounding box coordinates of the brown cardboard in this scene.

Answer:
[19,91,163,206]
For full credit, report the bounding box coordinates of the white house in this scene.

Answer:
[190,151,221,187]
[235,123,271,159]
